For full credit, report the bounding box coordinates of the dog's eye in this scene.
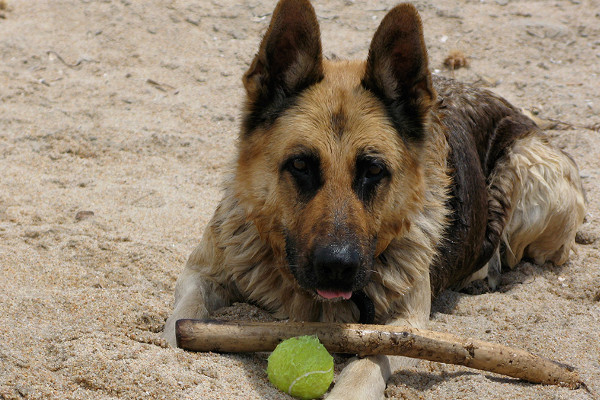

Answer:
[353,157,388,205]
[361,160,386,181]
[292,158,307,172]
[282,154,323,202]
[366,164,383,178]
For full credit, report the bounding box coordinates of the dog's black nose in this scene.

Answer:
[313,244,361,284]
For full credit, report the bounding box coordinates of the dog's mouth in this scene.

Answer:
[314,288,376,324]
[315,289,353,301]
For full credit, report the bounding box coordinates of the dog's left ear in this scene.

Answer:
[362,4,435,139]
[242,0,323,132]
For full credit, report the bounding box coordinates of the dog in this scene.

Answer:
[163,1,585,398]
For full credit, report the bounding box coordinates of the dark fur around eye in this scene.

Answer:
[282,154,322,202]
[353,156,389,204]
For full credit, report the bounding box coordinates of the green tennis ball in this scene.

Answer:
[267,335,334,399]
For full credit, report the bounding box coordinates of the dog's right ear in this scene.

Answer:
[242,0,323,132]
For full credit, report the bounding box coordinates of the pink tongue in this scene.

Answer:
[317,290,353,300]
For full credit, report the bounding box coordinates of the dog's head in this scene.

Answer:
[235,0,436,301]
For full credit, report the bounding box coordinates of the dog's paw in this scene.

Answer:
[161,317,178,347]
[324,356,388,400]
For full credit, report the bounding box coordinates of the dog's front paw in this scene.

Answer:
[325,356,387,400]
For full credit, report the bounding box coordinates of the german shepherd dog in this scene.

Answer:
[163,1,585,398]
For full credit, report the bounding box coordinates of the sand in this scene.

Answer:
[0,0,599,399]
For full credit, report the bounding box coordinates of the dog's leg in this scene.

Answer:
[465,115,584,289]
[465,130,584,288]
[498,134,585,267]
[162,246,234,347]
[326,273,431,400]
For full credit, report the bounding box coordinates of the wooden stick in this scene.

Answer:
[176,319,584,389]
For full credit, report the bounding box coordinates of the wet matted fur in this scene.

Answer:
[163,1,585,398]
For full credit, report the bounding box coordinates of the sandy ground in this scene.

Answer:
[1,0,599,399]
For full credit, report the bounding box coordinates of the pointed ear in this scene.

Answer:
[242,0,323,132]
[362,4,435,141]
